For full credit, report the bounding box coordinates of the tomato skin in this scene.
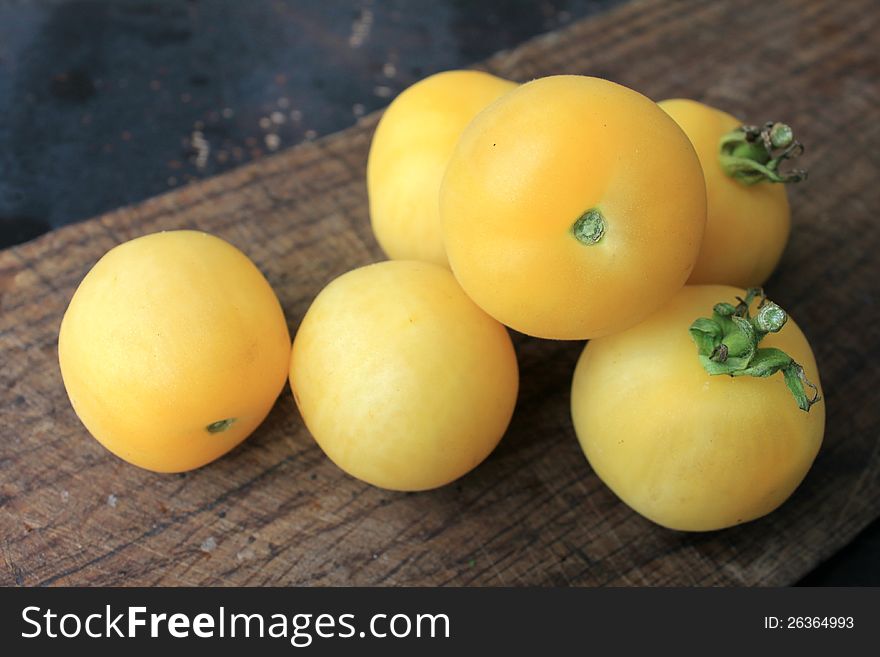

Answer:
[441,75,706,340]
[58,231,291,473]
[367,70,516,266]
[659,99,791,287]
[570,285,824,531]
[290,260,518,491]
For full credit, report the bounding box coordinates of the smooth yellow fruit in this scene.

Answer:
[659,99,791,287]
[58,230,291,472]
[441,75,707,339]
[367,70,516,266]
[571,285,824,531]
[290,260,518,491]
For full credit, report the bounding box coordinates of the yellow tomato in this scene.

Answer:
[290,260,518,491]
[367,70,516,266]
[58,230,291,473]
[659,99,796,287]
[440,75,706,340]
[571,285,824,531]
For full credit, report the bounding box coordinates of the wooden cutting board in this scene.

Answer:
[2,0,878,586]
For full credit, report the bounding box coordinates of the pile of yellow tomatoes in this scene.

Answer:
[59,71,824,532]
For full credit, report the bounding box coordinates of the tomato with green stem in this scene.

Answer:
[571,285,823,531]
[659,99,807,287]
[441,75,707,340]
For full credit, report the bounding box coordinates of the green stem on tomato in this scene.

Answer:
[689,288,821,412]
[719,122,808,185]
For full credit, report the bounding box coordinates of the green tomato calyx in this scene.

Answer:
[689,288,821,412]
[572,208,605,245]
[206,418,237,433]
[719,122,807,185]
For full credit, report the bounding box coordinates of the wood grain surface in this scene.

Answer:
[2,0,879,586]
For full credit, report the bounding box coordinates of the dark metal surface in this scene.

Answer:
[0,0,875,586]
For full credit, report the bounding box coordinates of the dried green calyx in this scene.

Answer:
[689,288,821,411]
[719,121,807,184]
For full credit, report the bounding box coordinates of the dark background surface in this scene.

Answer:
[0,0,876,585]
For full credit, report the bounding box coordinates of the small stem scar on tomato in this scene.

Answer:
[206,418,237,433]
[571,208,606,245]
